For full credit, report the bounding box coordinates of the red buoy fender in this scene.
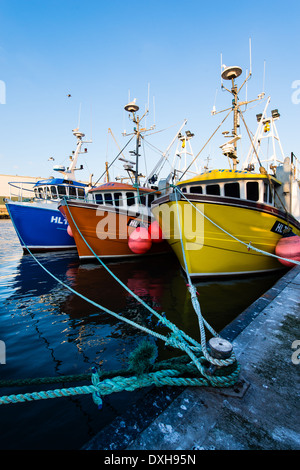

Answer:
[128,227,152,254]
[67,225,74,237]
[148,220,163,243]
[275,233,300,267]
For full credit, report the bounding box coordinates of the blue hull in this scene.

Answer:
[6,201,76,252]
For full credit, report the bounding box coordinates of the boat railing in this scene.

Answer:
[8,181,36,202]
[8,181,87,204]
[8,181,61,204]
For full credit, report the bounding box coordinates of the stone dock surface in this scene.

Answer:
[83,265,300,451]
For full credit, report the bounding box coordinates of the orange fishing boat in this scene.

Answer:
[59,181,169,260]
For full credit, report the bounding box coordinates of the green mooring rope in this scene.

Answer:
[0,351,240,407]
[2,199,240,408]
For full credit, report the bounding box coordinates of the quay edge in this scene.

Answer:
[82,265,300,451]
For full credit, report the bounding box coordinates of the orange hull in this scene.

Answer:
[59,201,170,259]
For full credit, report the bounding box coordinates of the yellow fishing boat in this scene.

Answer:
[152,64,300,277]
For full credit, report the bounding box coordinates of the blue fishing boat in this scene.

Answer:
[6,128,91,253]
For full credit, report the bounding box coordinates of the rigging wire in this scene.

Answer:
[92,136,134,187]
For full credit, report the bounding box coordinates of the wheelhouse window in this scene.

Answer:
[126,192,136,207]
[50,186,58,199]
[246,181,259,201]
[190,185,203,194]
[77,188,85,199]
[57,186,67,198]
[69,186,77,198]
[263,182,272,204]
[38,187,45,199]
[113,192,123,207]
[147,194,155,207]
[45,187,51,199]
[206,184,220,196]
[224,182,240,198]
[139,194,146,206]
[95,193,103,204]
[104,193,113,205]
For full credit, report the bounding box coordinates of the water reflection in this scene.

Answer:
[5,247,287,358]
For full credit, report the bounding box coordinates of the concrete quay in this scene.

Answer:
[83,265,300,451]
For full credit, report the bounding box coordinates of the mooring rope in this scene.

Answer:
[0,362,241,407]
[173,188,230,368]
[62,199,225,366]
[2,203,239,407]
[64,199,238,368]
[63,199,220,350]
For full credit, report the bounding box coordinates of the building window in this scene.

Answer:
[206,184,220,196]
[246,181,259,201]
[224,182,240,198]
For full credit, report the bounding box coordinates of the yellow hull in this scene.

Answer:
[152,198,300,277]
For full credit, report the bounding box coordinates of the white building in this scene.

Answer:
[0,174,44,217]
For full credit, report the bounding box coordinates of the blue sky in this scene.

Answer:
[0,0,299,183]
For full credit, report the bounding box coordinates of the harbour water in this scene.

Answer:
[0,219,287,450]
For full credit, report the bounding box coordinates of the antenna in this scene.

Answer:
[212,88,218,115]
[90,102,93,141]
[145,83,150,129]
[221,53,224,87]
[123,108,126,135]
[78,102,82,129]
[262,60,266,95]
[245,68,248,109]
[153,95,156,128]
[249,37,252,75]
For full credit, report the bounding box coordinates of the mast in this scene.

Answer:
[123,99,152,187]
[67,129,86,179]
[53,128,92,181]
[216,64,264,170]
[105,161,110,182]
[220,66,243,170]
